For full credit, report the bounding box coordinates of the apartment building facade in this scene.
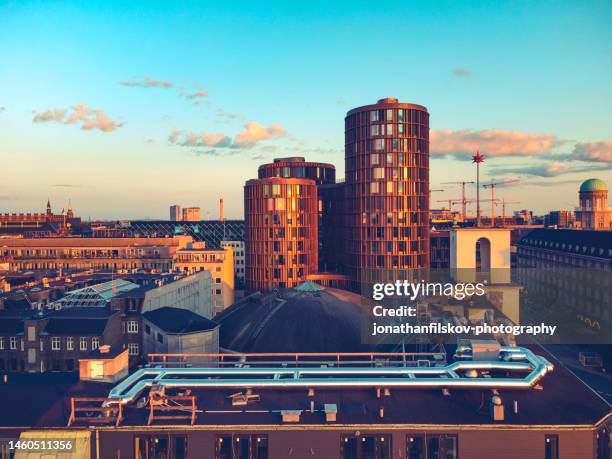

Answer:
[1,236,193,272]
[173,247,234,315]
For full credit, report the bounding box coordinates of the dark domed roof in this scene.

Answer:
[216,284,375,353]
[579,178,608,193]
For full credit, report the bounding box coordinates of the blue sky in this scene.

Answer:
[1,0,611,219]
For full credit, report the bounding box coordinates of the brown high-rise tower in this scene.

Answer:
[245,158,336,293]
[344,98,430,288]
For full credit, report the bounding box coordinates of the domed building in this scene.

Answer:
[215,282,377,353]
[575,178,611,230]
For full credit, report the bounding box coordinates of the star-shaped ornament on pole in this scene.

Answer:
[472,151,485,227]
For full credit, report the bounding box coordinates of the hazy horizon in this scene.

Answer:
[1,1,611,219]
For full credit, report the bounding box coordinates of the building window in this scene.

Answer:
[215,435,268,459]
[406,435,425,459]
[145,324,151,335]
[67,337,74,350]
[157,333,164,344]
[128,343,139,356]
[341,435,391,459]
[51,337,61,351]
[79,337,87,351]
[215,278,221,284]
[9,337,17,350]
[545,435,559,459]
[135,435,187,459]
[215,289,222,295]
[127,321,139,334]
[92,337,100,350]
[426,434,458,459]
[0,338,3,350]
[597,428,610,459]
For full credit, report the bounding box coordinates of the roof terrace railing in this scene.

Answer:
[146,352,448,369]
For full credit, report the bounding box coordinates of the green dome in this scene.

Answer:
[579,178,608,193]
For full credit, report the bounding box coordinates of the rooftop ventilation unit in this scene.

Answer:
[491,395,505,421]
[106,346,554,405]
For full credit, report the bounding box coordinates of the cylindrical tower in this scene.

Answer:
[258,157,336,273]
[258,157,336,184]
[344,98,430,288]
[244,177,319,292]
[577,178,610,230]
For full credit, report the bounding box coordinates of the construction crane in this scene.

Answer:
[429,189,445,209]
[436,198,457,210]
[482,179,520,223]
[442,181,475,219]
[496,199,520,223]
[436,199,475,224]
[436,198,476,213]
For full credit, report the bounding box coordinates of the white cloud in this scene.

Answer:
[452,68,476,78]
[234,122,286,147]
[168,128,231,147]
[431,128,560,157]
[185,91,208,100]
[33,108,67,123]
[169,121,287,152]
[119,77,174,88]
[571,141,612,163]
[32,104,122,132]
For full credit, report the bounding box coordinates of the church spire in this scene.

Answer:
[46,198,52,216]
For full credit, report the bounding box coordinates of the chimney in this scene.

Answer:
[219,197,224,221]
[281,410,301,423]
[324,404,337,422]
[491,395,505,421]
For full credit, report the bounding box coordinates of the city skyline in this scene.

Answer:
[1,1,611,219]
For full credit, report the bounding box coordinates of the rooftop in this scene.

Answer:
[49,279,140,308]
[580,178,608,193]
[346,99,428,116]
[216,286,374,354]
[143,306,218,334]
[0,345,609,428]
[517,228,612,259]
[127,220,244,248]
[0,307,118,336]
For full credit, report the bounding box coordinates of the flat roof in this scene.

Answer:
[143,306,218,333]
[346,99,428,116]
[0,346,609,428]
